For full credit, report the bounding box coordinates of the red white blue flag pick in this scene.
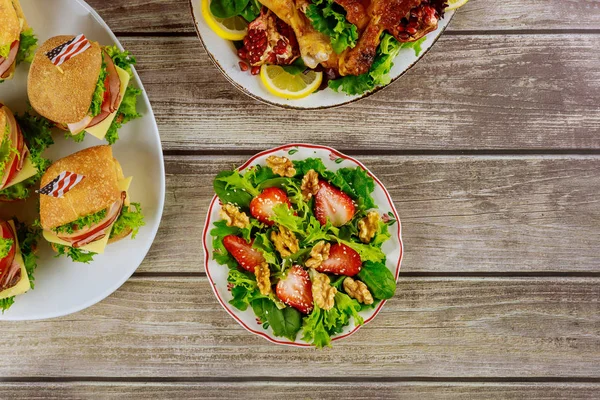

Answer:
[37,171,85,198]
[45,34,91,66]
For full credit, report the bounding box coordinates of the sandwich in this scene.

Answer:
[28,35,142,144]
[0,218,40,313]
[40,145,145,263]
[0,104,53,201]
[0,0,37,82]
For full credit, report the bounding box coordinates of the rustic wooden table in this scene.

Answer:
[3,0,600,398]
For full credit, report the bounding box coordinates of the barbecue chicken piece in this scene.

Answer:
[333,0,370,30]
[339,0,421,76]
[258,0,333,68]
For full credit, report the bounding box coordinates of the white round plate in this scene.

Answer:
[0,0,165,321]
[190,0,454,109]
[203,144,403,346]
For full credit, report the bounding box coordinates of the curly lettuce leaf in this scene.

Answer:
[0,297,15,313]
[0,238,13,259]
[104,46,137,76]
[305,0,358,54]
[301,292,363,348]
[105,86,142,145]
[0,113,53,200]
[1,220,42,313]
[214,170,259,209]
[111,202,145,239]
[53,244,96,264]
[0,124,18,178]
[329,34,427,95]
[54,209,107,235]
[16,28,37,64]
[89,61,108,118]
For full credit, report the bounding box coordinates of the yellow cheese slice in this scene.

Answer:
[85,66,131,140]
[43,177,133,255]
[0,221,31,300]
[2,155,37,189]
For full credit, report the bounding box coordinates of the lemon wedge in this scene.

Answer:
[260,65,322,100]
[446,0,469,11]
[201,0,248,41]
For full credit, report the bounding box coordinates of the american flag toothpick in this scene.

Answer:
[37,171,85,198]
[45,34,91,68]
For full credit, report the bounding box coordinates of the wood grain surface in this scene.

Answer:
[2,382,600,399]
[85,0,600,33]
[3,0,600,398]
[2,277,599,378]
[140,155,600,274]
[117,34,600,151]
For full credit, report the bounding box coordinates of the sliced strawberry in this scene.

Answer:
[249,187,292,226]
[222,235,265,273]
[316,243,362,276]
[313,181,355,227]
[276,265,313,314]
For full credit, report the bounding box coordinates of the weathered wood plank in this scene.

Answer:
[2,382,600,399]
[139,155,600,273]
[120,34,600,151]
[1,277,598,378]
[87,0,600,33]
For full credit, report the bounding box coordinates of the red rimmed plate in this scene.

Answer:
[202,144,403,346]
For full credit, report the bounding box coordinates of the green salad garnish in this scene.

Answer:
[211,155,397,348]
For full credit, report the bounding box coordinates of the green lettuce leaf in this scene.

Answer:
[1,220,42,313]
[214,170,259,209]
[301,292,363,348]
[357,260,396,300]
[0,237,13,259]
[104,46,137,76]
[16,28,37,64]
[105,86,142,145]
[0,112,54,200]
[89,61,108,118]
[0,297,15,313]
[329,34,427,95]
[110,202,145,239]
[53,244,96,264]
[305,0,358,54]
[54,209,107,235]
[252,297,302,341]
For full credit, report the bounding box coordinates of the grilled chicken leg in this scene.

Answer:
[339,0,421,76]
[258,0,333,68]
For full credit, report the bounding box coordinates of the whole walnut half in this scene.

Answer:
[266,156,296,178]
[358,211,380,243]
[219,204,250,229]
[254,262,272,295]
[305,241,330,269]
[309,269,337,310]
[343,277,373,305]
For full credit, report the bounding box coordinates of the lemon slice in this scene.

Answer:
[446,0,469,11]
[260,65,322,99]
[201,0,248,41]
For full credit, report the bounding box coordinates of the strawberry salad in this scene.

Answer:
[210,155,397,348]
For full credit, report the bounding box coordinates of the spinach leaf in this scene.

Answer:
[357,261,396,300]
[213,170,256,209]
[253,298,301,341]
[240,0,261,22]
[210,0,250,19]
